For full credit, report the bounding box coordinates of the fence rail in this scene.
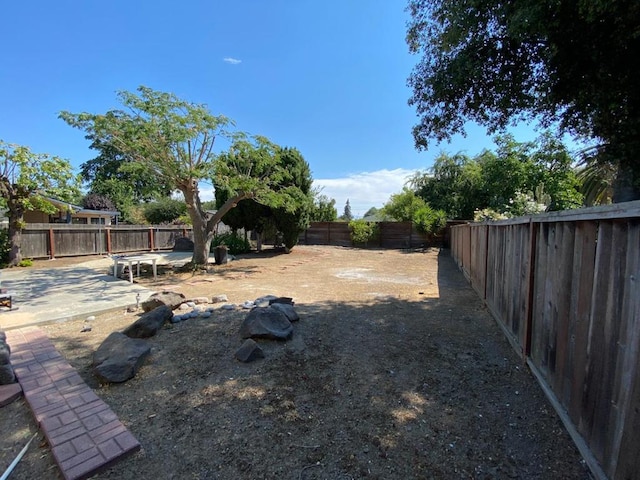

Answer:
[450,200,640,480]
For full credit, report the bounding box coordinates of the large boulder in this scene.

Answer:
[173,237,194,251]
[123,305,173,338]
[93,332,151,383]
[239,307,293,340]
[142,291,187,312]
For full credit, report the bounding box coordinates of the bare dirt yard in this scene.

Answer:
[1,246,591,479]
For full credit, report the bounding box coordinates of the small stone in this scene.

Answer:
[242,301,255,309]
[235,339,265,363]
[211,294,228,303]
[186,301,196,308]
[86,315,96,321]
[189,311,199,318]
[221,304,236,311]
[171,315,183,323]
[200,311,212,318]
[192,297,209,304]
[179,304,191,311]
[81,324,92,333]
[206,307,215,313]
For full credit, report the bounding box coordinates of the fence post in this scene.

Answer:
[48,228,55,259]
[149,227,155,251]
[106,228,112,254]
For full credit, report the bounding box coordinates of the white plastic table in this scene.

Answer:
[112,255,159,283]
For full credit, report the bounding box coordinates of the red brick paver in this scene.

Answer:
[6,327,140,480]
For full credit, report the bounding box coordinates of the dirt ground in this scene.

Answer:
[1,246,591,479]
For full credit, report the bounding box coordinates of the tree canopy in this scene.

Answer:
[215,143,314,251]
[409,134,583,219]
[406,0,640,200]
[60,86,308,265]
[310,193,338,222]
[0,141,79,265]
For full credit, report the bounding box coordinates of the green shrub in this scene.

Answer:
[210,232,251,255]
[348,220,379,246]
[0,229,10,267]
[413,206,447,235]
[18,258,33,267]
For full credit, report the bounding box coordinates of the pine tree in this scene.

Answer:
[341,199,353,222]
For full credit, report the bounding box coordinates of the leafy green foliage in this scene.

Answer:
[310,193,338,222]
[348,220,379,246]
[210,232,251,255]
[0,141,80,266]
[406,0,640,200]
[413,205,447,235]
[216,143,314,251]
[381,188,427,222]
[0,229,10,267]
[143,197,188,224]
[410,134,583,219]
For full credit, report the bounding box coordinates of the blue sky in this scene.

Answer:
[1,1,545,217]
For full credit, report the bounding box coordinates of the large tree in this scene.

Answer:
[406,0,640,200]
[216,145,314,252]
[61,86,286,266]
[0,141,80,266]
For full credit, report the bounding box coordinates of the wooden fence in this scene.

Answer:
[298,221,439,248]
[450,201,640,480]
[20,224,194,258]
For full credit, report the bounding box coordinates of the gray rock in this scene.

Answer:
[93,332,151,383]
[170,315,183,323]
[269,297,294,306]
[123,305,173,338]
[0,364,15,385]
[235,339,265,362]
[173,236,194,251]
[0,345,10,365]
[186,301,196,308]
[200,311,212,318]
[179,303,191,311]
[211,294,228,303]
[269,303,300,322]
[142,291,187,312]
[239,307,293,340]
[191,297,209,304]
[221,304,236,311]
[254,295,279,307]
[0,330,6,342]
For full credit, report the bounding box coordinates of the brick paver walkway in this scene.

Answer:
[6,327,140,480]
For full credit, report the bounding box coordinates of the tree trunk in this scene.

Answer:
[181,180,253,267]
[613,161,640,203]
[7,201,25,267]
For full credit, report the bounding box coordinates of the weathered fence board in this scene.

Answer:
[18,225,193,258]
[450,201,640,480]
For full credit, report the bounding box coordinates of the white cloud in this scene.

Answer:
[223,57,242,65]
[314,168,417,218]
